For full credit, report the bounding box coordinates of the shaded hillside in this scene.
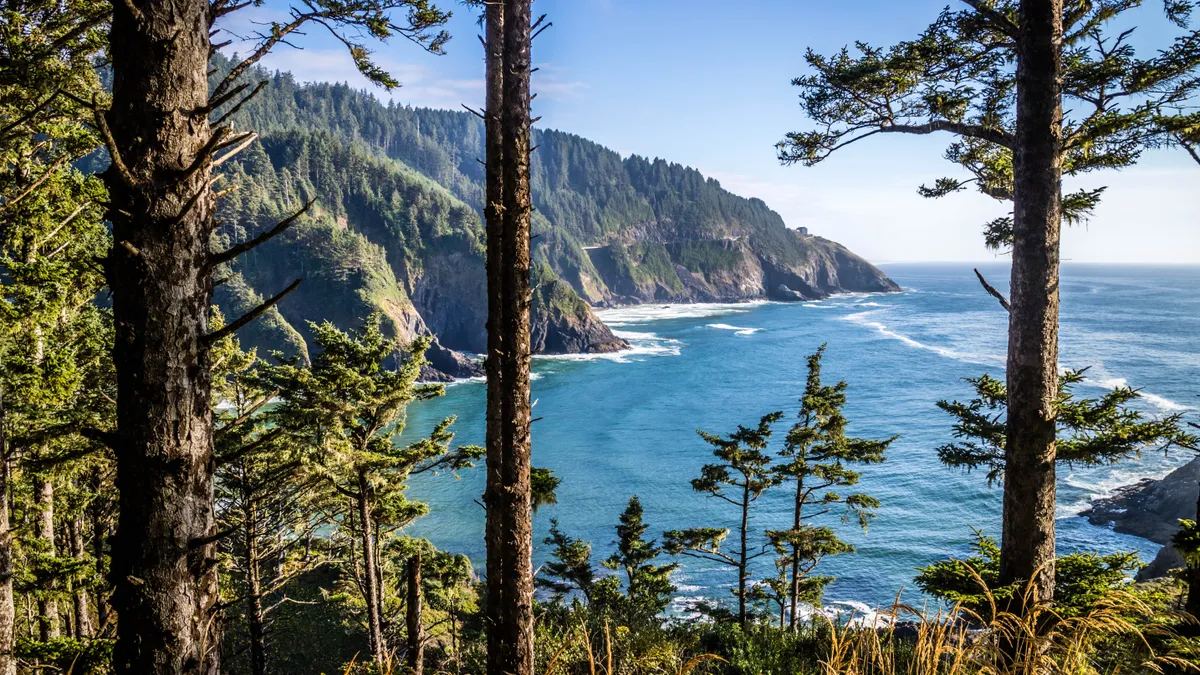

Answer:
[213,130,627,373]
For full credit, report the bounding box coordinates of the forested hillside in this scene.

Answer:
[212,58,897,371]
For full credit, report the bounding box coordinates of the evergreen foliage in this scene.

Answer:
[937,370,1199,485]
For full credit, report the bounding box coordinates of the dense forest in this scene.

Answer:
[1,0,1200,674]
[203,55,897,375]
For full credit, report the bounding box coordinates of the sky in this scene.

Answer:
[219,0,1200,263]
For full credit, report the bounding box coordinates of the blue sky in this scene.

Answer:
[220,0,1200,263]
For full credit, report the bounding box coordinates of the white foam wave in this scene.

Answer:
[841,310,1004,367]
[706,323,761,336]
[595,301,768,327]
[1057,464,1180,518]
[1079,374,1193,412]
[535,330,682,364]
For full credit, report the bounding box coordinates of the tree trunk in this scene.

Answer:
[406,550,423,675]
[0,390,15,675]
[244,499,267,675]
[357,476,385,665]
[89,485,109,634]
[1001,0,1063,610]
[34,476,58,641]
[1186,482,1200,621]
[789,475,804,630]
[737,483,749,628]
[105,0,220,672]
[69,514,92,638]
[482,3,506,675]
[495,1,536,673]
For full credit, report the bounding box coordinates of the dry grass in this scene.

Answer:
[820,567,1197,675]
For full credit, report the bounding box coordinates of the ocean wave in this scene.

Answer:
[535,330,683,363]
[595,301,769,327]
[706,323,761,336]
[840,310,1004,367]
[1057,463,1181,517]
[1080,373,1193,412]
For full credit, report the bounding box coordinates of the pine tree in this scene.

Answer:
[536,521,596,604]
[932,370,1197,613]
[769,345,893,629]
[602,496,678,618]
[261,315,481,666]
[94,1,449,669]
[210,313,335,675]
[481,0,537,672]
[665,413,783,627]
[778,0,1200,607]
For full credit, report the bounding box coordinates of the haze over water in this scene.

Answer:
[405,263,1200,616]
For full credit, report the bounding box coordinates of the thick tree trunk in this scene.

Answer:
[34,476,58,641]
[1001,0,1063,610]
[69,514,92,638]
[406,550,423,675]
[0,391,15,675]
[482,3,506,674]
[105,0,220,672]
[357,478,385,665]
[494,1,536,673]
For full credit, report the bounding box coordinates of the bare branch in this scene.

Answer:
[974,267,1011,312]
[203,279,302,346]
[208,198,315,270]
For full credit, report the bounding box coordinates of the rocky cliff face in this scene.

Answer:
[1083,457,1200,579]
[578,232,898,305]
[207,66,897,377]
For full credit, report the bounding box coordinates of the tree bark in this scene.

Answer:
[244,498,267,675]
[495,1,536,673]
[1001,0,1063,610]
[406,550,423,675]
[0,390,15,675]
[104,0,221,672]
[34,476,58,641]
[357,476,385,665]
[482,4,506,675]
[69,514,92,638]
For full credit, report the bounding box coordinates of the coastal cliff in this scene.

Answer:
[209,60,895,376]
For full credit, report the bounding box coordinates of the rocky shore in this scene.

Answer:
[1082,456,1199,579]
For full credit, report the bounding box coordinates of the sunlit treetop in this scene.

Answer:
[778,0,1200,249]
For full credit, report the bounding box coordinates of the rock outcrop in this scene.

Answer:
[1083,457,1200,579]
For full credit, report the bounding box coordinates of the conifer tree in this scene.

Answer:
[932,370,1197,614]
[261,315,481,666]
[778,0,1200,607]
[769,345,893,630]
[91,1,450,668]
[210,314,335,675]
[665,413,783,627]
[537,521,596,604]
[603,496,678,618]
[481,0,537,672]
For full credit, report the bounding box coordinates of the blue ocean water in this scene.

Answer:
[403,263,1200,616]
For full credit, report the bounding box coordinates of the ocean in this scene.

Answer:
[403,262,1200,617]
